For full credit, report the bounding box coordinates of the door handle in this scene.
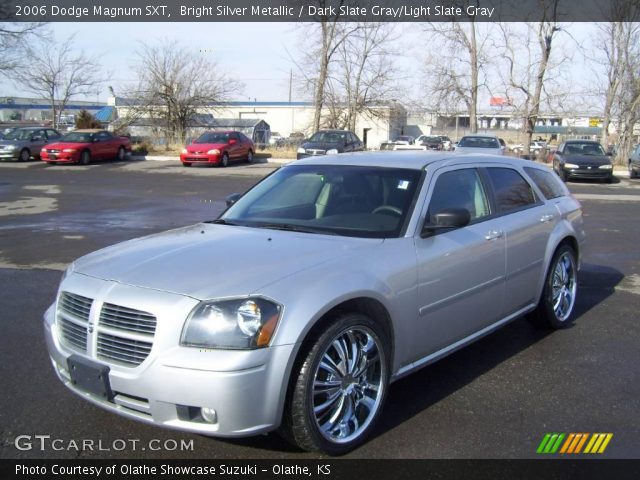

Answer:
[540,214,554,223]
[485,230,504,241]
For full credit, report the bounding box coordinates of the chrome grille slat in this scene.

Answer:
[99,303,157,336]
[57,292,92,353]
[97,333,153,367]
[58,292,92,321]
[58,317,88,351]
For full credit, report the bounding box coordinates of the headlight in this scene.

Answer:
[181,148,188,154]
[564,163,580,169]
[207,149,220,155]
[599,164,613,169]
[326,149,338,155]
[62,148,76,153]
[8,145,19,151]
[297,147,306,154]
[181,297,282,350]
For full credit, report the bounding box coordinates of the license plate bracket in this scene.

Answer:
[67,355,113,401]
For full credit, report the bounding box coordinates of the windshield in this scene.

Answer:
[221,165,422,238]
[458,136,499,148]
[195,132,230,144]
[422,136,441,143]
[4,129,38,141]
[564,143,606,155]
[60,132,94,143]
[308,131,347,144]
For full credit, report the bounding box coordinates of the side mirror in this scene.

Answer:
[228,139,237,145]
[421,208,471,238]
[225,193,242,207]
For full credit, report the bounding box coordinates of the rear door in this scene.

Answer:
[482,167,554,315]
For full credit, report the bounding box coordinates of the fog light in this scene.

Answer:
[201,407,217,424]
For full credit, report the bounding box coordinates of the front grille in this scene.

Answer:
[57,292,92,353]
[100,303,156,335]
[47,149,61,153]
[97,333,153,367]
[306,149,326,155]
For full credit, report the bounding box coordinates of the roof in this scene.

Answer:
[289,150,539,171]
[94,106,116,122]
[211,118,268,128]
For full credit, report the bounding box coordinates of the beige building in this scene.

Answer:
[109,97,407,149]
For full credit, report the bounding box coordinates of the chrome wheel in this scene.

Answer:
[551,251,577,322]
[312,327,385,444]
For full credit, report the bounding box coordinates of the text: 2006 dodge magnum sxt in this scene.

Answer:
[44,152,585,454]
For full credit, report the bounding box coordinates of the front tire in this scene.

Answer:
[530,245,578,329]
[629,162,637,179]
[19,149,30,162]
[220,152,229,168]
[79,150,91,165]
[282,313,389,455]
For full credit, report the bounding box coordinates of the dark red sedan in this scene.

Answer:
[180,131,255,167]
[41,129,131,165]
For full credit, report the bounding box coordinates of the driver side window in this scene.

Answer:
[427,168,491,224]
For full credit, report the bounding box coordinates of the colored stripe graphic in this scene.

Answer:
[539,433,613,454]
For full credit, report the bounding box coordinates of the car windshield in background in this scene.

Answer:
[195,132,230,144]
[4,129,36,141]
[308,132,347,143]
[222,165,422,238]
[423,136,442,143]
[458,136,500,148]
[61,132,93,143]
[565,143,606,155]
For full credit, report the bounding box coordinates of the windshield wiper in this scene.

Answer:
[256,223,339,236]
[206,219,240,226]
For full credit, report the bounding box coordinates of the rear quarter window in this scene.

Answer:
[524,167,568,199]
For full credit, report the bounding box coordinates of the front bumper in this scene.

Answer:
[564,167,612,180]
[0,153,19,161]
[41,152,80,163]
[43,277,295,437]
[180,153,221,164]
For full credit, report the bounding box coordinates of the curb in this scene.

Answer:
[130,155,293,165]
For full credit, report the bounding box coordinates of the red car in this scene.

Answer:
[180,130,255,167]
[41,129,131,165]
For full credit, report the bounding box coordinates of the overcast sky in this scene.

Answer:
[1,22,598,110]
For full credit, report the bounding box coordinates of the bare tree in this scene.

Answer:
[128,41,240,145]
[332,23,400,132]
[422,13,495,134]
[494,3,569,153]
[12,35,101,129]
[0,22,48,75]
[614,27,640,165]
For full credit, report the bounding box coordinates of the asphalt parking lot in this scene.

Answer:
[0,158,638,459]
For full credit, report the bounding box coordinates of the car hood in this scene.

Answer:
[186,143,227,153]
[562,154,611,166]
[302,141,343,150]
[45,141,91,149]
[74,223,381,300]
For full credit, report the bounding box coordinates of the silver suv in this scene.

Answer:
[44,152,585,454]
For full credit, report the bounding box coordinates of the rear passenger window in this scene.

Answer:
[486,168,536,213]
[524,167,567,199]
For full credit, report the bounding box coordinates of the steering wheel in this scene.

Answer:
[372,205,403,216]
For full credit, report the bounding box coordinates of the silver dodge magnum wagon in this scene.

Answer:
[44,152,585,454]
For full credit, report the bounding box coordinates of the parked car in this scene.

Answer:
[510,141,546,155]
[296,130,363,159]
[394,135,415,145]
[268,131,285,146]
[45,151,585,455]
[41,130,131,165]
[416,135,444,150]
[552,140,613,183]
[628,144,640,179]
[453,134,506,155]
[0,126,61,161]
[181,130,254,167]
[438,135,453,150]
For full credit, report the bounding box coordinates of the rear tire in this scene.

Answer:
[246,150,254,163]
[529,244,578,329]
[629,162,636,179]
[116,146,126,161]
[281,313,389,455]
